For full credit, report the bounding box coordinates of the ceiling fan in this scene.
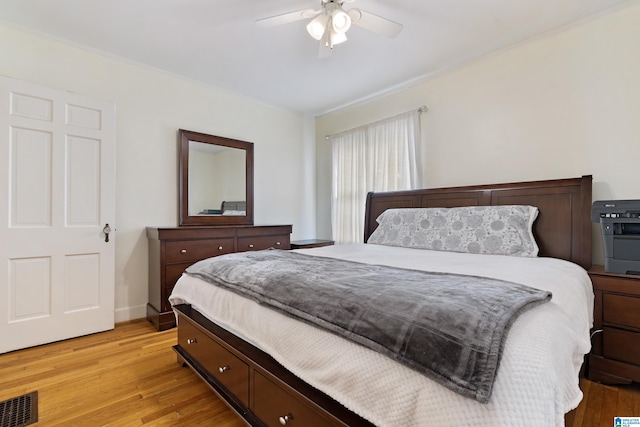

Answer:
[256,0,403,58]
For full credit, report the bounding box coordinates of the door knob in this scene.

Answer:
[103,224,112,242]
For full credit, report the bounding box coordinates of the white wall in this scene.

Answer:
[315,3,640,264]
[0,23,316,322]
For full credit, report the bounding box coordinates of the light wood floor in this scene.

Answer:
[1,319,639,426]
[0,319,244,426]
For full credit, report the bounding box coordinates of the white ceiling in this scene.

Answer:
[0,0,634,116]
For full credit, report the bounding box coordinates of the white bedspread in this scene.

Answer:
[169,244,593,427]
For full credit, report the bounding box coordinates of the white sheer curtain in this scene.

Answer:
[331,110,421,244]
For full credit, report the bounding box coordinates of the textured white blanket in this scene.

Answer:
[170,244,593,427]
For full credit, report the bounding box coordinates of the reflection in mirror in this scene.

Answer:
[179,129,254,226]
[188,141,246,216]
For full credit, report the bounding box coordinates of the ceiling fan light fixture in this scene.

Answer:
[346,8,362,22]
[257,0,402,58]
[306,14,328,40]
[331,9,351,34]
[329,30,347,46]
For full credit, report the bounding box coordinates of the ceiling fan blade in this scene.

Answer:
[347,8,403,38]
[256,9,317,27]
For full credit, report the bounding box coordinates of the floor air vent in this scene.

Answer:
[0,392,38,427]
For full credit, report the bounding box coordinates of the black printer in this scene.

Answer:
[592,200,640,275]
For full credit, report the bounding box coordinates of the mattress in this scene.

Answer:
[169,243,594,427]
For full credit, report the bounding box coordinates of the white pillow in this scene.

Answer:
[222,210,246,216]
[367,206,539,257]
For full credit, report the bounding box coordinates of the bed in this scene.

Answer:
[197,201,247,216]
[221,200,247,216]
[169,175,593,427]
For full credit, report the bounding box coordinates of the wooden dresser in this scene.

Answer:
[588,265,640,384]
[146,225,292,331]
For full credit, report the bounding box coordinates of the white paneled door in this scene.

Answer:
[0,76,115,353]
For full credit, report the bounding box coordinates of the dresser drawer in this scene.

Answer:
[603,327,640,365]
[253,371,334,427]
[162,262,193,310]
[166,262,192,287]
[603,294,640,330]
[165,238,235,263]
[178,317,249,406]
[237,235,290,252]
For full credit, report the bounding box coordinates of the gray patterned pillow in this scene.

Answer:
[367,206,539,257]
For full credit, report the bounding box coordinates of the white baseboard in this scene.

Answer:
[114,304,147,323]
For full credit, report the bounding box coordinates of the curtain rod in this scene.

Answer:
[325,105,428,140]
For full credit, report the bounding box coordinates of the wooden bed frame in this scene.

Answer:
[173,175,593,426]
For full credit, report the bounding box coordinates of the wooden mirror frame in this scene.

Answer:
[178,129,254,226]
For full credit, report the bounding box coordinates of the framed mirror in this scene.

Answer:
[179,129,254,226]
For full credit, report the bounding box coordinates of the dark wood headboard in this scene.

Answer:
[221,200,246,212]
[364,175,592,269]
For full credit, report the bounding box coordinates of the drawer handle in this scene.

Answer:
[218,366,230,373]
[279,414,293,425]
[180,249,187,254]
[218,246,223,250]
[248,244,254,248]
[186,338,197,345]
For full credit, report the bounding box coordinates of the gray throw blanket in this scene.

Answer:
[185,249,551,403]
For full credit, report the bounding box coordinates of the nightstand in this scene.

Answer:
[290,239,335,249]
[588,265,640,385]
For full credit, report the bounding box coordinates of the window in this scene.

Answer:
[331,109,421,243]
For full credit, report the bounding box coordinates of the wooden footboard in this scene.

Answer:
[173,304,375,427]
[175,303,579,426]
